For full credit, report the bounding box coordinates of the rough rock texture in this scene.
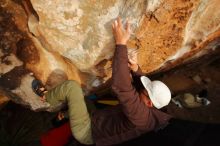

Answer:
[29,0,146,71]
[0,0,220,111]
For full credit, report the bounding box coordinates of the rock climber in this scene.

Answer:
[34,17,172,146]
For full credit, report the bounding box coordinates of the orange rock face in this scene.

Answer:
[130,0,220,74]
[0,0,220,110]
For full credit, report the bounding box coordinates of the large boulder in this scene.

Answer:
[0,0,220,110]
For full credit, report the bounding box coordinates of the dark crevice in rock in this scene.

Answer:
[0,66,30,90]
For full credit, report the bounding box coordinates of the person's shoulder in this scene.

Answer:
[150,108,172,121]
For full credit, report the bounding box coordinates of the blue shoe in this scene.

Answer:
[32,79,47,97]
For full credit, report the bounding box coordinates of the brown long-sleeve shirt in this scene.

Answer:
[91,45,171,146]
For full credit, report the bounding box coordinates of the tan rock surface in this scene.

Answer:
[1,0,220,111]
[29,0,146,72]
[29,0,220,77]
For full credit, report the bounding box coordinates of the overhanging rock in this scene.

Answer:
[0,0,220,111]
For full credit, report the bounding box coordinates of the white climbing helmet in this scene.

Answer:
[140,76,171,109]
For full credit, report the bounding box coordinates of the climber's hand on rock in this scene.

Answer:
[112,17,131,45]
[128,51,138,72]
